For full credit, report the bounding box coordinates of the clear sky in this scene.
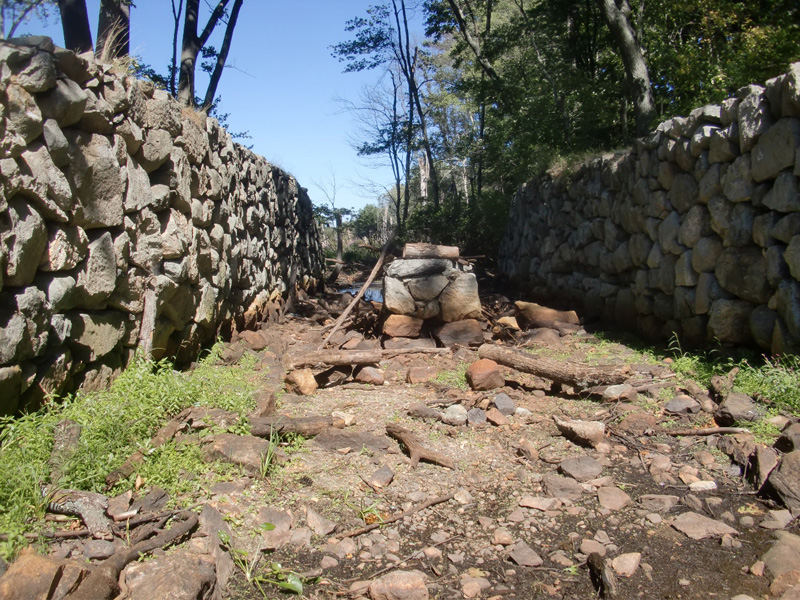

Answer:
[23,0,404,213]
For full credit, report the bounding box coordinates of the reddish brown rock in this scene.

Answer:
[434,319,484,347]
[407,366,439,384]
[355,366,385,385]
[369,570,429,600]
[465,359,504,391]
[284,368,318,395]
[238,329,268,351]
[0,551,95,600]
[383,314,424,338]
[202,434,272,477]
[486,407,510,426]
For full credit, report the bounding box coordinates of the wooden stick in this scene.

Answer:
[651,426,751,437]
[477,343,627,388]
[319,237,393,350]
[386,423,455,470]
[339,493,455,538]
[287,347,448,370]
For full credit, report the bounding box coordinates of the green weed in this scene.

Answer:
[432,362,469,389]
[0,344,259,560]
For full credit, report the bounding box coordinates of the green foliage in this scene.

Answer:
[432,362,469,389]
[666,339,800,414]
[0,346,258,560]
[351,204,381,243]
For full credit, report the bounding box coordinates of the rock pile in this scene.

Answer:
[499,62,800,354]
[0,36,323,414]
[382,244,484,349]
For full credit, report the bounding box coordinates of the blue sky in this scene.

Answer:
[24,0,406,213]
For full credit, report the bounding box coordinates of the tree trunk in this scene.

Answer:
[596,0,655,136]
[96,0,130,59]
[477,344,628,388]
[57,0,93,53]
[170,0,184,96]
[177,0,230,107]
[202,0,243,110]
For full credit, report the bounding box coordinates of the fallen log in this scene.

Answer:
[477,343,627,389]
[650,426,751,437]
[403,243,459,259]
[250,415,346,438]
[286,347,449,370]
[386,423,455,469]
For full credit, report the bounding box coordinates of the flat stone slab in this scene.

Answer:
[671,512,739,540]
[202,434,271,477]
[559,456,603,482]
[508,541,543,567]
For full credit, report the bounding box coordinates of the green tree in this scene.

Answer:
[0,0,55,39]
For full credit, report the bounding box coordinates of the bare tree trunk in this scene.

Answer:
[96,0,130,59]
[596,0,655,136]
[57,0,93,53]
[177,0,230,107]
[170,0,184,96]
[202,0,243,110]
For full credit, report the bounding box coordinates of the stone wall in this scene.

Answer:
[499,63,800,354]
[0,37,324,414]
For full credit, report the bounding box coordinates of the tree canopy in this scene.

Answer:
[334,0,800,255]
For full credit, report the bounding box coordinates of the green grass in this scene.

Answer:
[432,362,469,389]
[0,344,260,560]
[665,340,800,415]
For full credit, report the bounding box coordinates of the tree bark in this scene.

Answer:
[57,0,93,53]
[169,0,184,96]
[96,0,130,59]
[477,343,628,388]
[177,0,230,107]
[250,415,346,438]
[403,243,459,259]
[202,0,243,110]
[596,0,655,136]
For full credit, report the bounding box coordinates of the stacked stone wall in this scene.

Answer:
[0,37,324,414]
[499,63,800,354]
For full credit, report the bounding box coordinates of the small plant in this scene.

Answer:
[342,491,384,525]
[432,362,469,389]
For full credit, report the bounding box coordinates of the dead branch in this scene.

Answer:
[250,415,346,438]
[94,511,199,582]
[477,343,627,388]
[319,236,394,350]
[651,426,751,437]
[286,347,449,370]
[386,423,455,470]
[339,493,455,538]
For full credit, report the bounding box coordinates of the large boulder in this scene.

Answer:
[439,272,481,322]
[434,319,484,347]
[64,131,124,229]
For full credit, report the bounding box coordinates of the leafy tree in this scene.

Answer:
[352,204,381,243]
[0,0,55,39]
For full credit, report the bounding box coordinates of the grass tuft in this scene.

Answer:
[0,344,259,560]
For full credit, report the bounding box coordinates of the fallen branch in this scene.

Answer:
[93,511,199,584]
[0,528,92,541]
[477,343,627,388]
[339,493,455,538]
[250,415,346,438]
[386,423,455,470]
[651,426,751,437]
[319,236,394,350]
[287,347,449,370]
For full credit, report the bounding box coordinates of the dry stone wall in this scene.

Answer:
[499,63,800,354]
[0,37,324,414]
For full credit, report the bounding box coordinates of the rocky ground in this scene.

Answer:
[1,288,799,600]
